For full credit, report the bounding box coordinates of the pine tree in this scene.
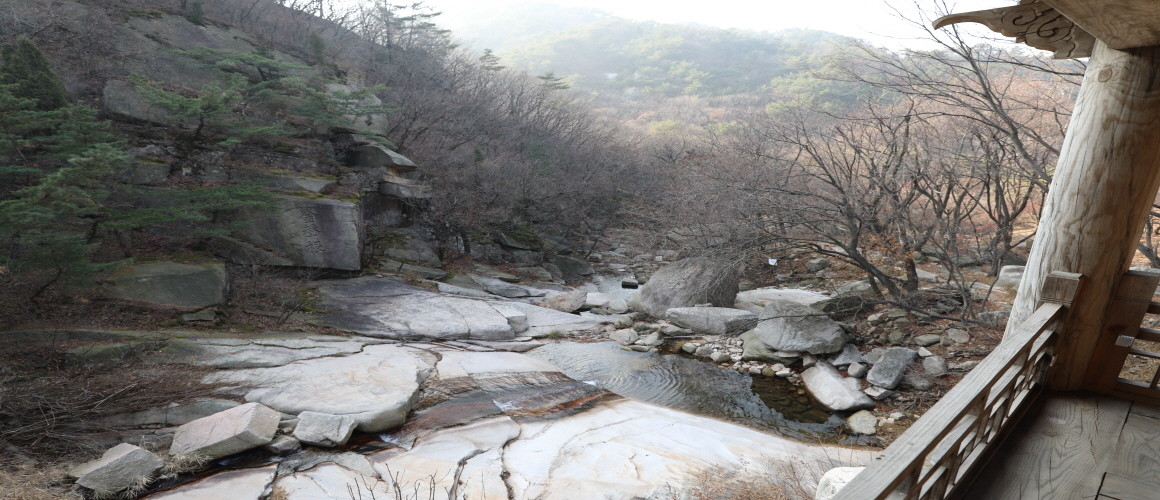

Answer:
[0,39,69,111]
[479,49,505,72]
[537,69,571,90]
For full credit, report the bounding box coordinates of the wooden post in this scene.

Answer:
[1007,40,1160,390]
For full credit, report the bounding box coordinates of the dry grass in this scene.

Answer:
[653,454,854,500]
[0,460,83,500]
[0,340,234,458]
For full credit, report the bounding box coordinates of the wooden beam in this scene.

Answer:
[1043,0,1160,50]
[1083,269,1160,392]
[1006,40,1160,391]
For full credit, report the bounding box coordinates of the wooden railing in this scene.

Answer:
[831,271,1081,500]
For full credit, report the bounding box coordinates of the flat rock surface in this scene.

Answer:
[156,337,364,368]
[317,278,600,340]
[209,344,434,432]
[503,399,869,500]
[143,465,276,500]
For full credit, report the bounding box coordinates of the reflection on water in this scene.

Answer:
[529,342,843,440]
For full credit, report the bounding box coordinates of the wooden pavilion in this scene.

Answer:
[832,1,1160,499]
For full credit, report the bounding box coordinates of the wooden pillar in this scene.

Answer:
[1006,40,1160,390]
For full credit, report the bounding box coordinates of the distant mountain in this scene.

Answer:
[439,3,853,98]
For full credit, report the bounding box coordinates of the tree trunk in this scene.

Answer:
[1006,40,1160,390]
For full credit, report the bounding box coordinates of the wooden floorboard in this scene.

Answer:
[1099,473,1160,500]
[1128,399,1160,419]
[1106,410,1160,487]
[957,391,1132,500]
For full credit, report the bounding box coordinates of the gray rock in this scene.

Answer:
[104,262,227,308]
[550,255,595,280]
[495,231,542,251]
[946,328,971,344]
[493,305,530,334]
[103,79,185,126]
[263,435,301,455]
[816,467,865,500]
[865,348,919,390]
[847,362,868,378]
[379,229,442,268]
[710,351,732,363]
[170,403,281,460]
[542,262,565,281]
[209,235,297,267]
[829,345,864,368]
[913,334,942,347]
[846,410,877,435]
[949,360,981,372]
[735,288,829,307]
[470,274,533,298]
[293,411,358,447]
[901,373,935,390]
[156,338,364,369]
[694,345,714,358]
[437,282,490,298]
[626,291,642,312]
[835,280,872,295]
[917,347,934,357]
[806,258,831,272]
[812,292,877,318]
[595,298,630,315]
[349,144,417,170]
[641,332,664,347]
[751,299,846,354]
[639,257,738,318]
[209,344,433,433]
[739,330,797,364]
[100,399,242,429]
[800,361,875,411]
[924,356,948,376]
[610,329,640,345]
[863,348,886,365]
[863,386,897,400]
[67,342,157,366]
[541,290,588,313]
[993,265,1024,289]
[681,342,698,354]
[584,292,615,309]
[70,443,164,495]
[666,307,758,335]
[231,196,362,270]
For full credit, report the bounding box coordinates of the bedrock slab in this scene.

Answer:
[209,344,434,432]
[318,278,599,340]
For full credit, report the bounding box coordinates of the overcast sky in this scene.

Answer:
[425,0,1013,48]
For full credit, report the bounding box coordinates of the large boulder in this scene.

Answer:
[69,443,165,496]
[103,262,226,308]
[666,307,758,335]
[541,290,588,313]
[750,299,847,354]
[550,255,595,281]
[231,195,362,270]
[639,258,738,318]
[800,361,875,412]
[739,329,798,364]
[169,403,281,460]
[994,265,1025,289]
[816,467,865,500]
[349,144,416,170]
[378,228,441,268]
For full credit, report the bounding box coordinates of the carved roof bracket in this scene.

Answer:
[932,0,1095,59]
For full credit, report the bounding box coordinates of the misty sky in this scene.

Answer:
[428,0,1011,48]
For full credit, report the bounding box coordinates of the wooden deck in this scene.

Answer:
[956,391,1160,500]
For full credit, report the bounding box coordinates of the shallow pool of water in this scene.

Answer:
[529,342,843,440]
